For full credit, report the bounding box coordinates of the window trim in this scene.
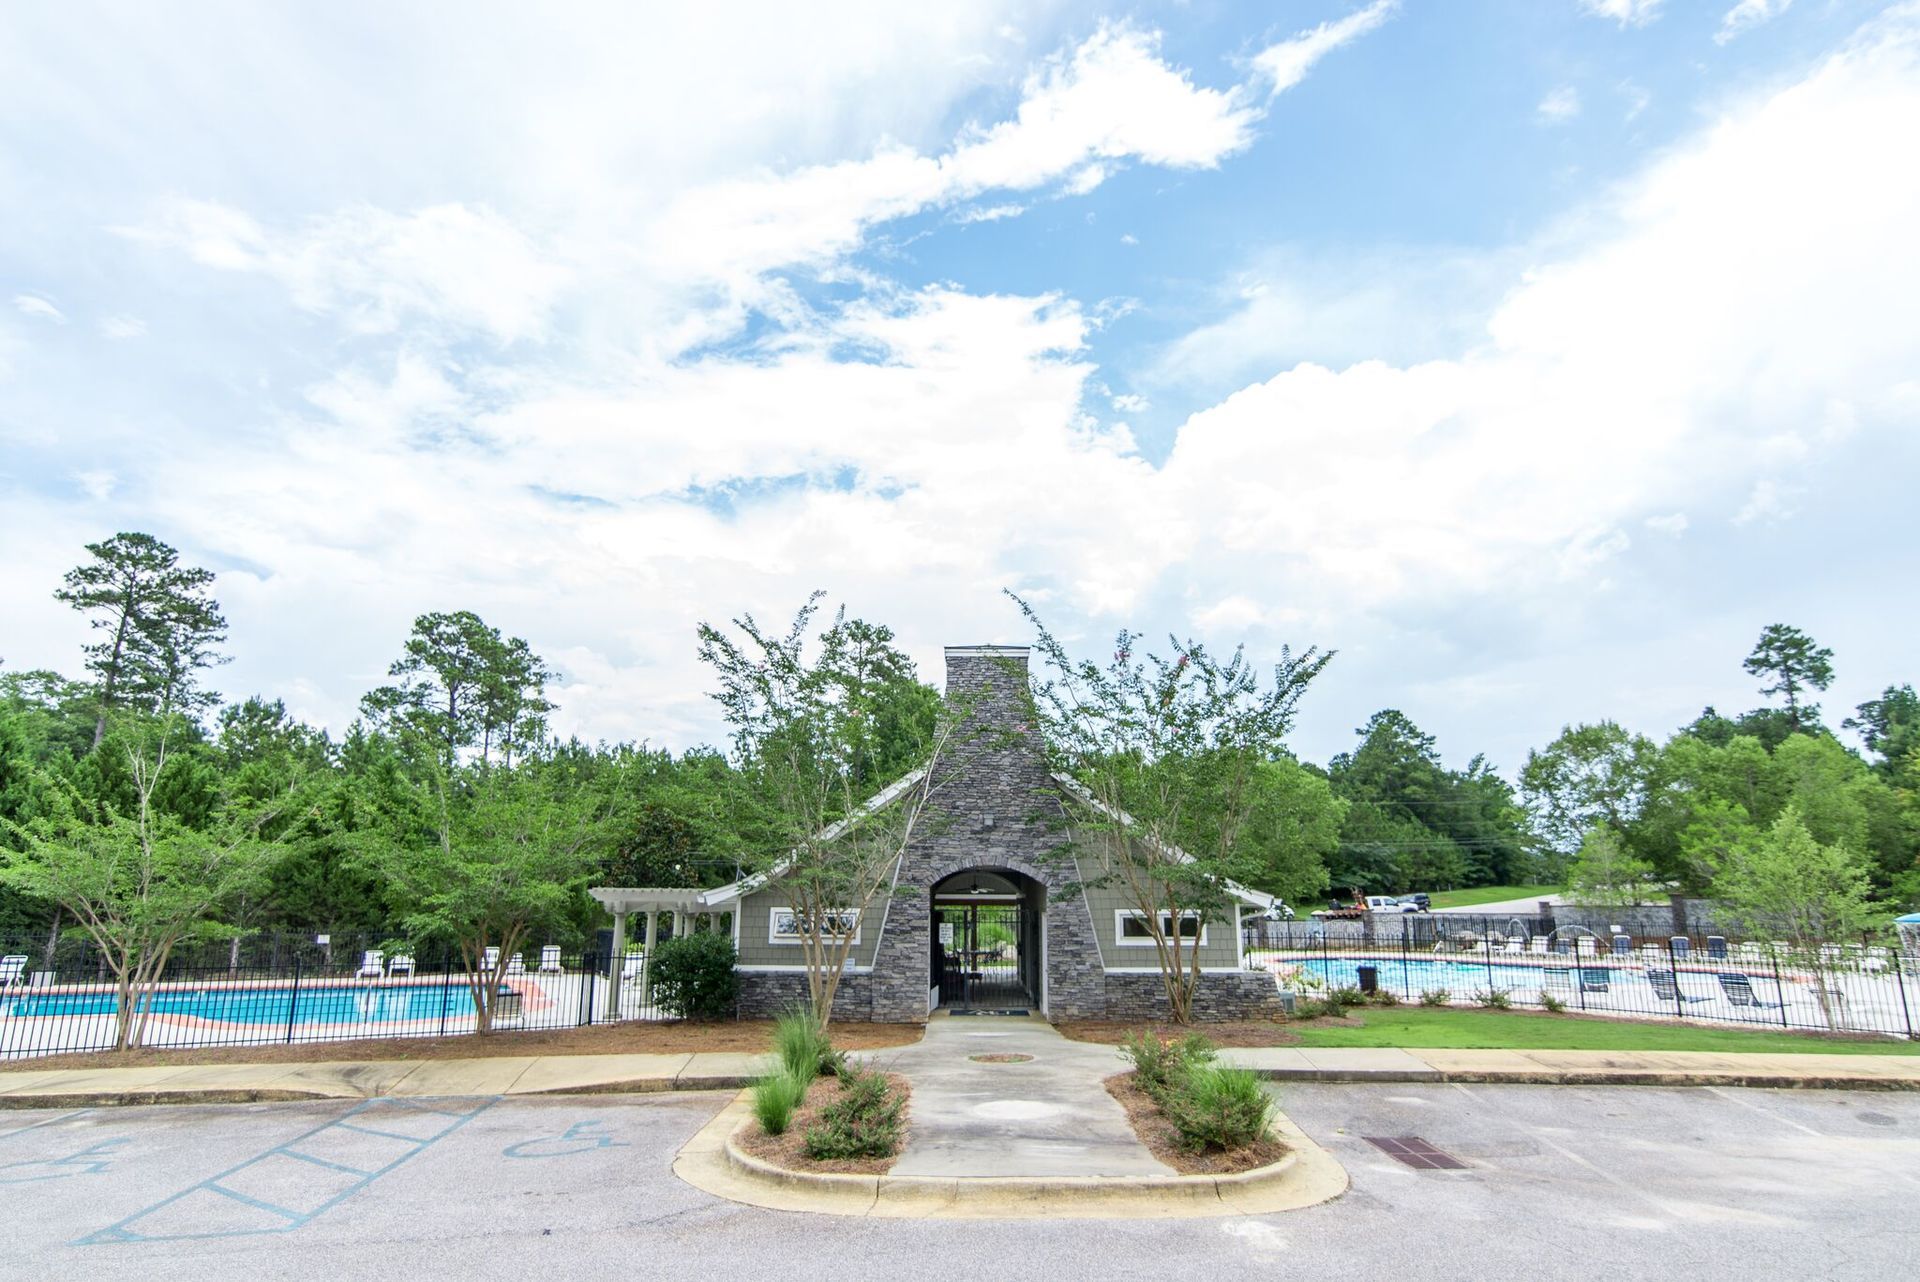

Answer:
[1113,908,1209,947]
[768,906,862,946]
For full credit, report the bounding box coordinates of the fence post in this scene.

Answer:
[1667,939,1685,1019]
[1896,960,1915,1042]
[285,955,301,1044]
[1772,951,1789,1029]
[439,956,451,1037]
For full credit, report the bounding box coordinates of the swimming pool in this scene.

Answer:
[4,982,489,1025]
[1292,956,1629,991]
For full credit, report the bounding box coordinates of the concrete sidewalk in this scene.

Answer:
[3,1042,1917,1109]
[0,1049,770,1108]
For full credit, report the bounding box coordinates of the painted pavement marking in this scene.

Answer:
[502,1117,629,1159]
[75,1095,498,1246]
[0,1109,94,1143]
[0,1137,129,1183]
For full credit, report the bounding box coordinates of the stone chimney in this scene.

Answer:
[942,645,1033,732]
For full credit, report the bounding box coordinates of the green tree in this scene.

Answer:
[357,754,612,1032]
[1520,721,1659,857]
[0,730,287,1049]
[1845,684,1920,774]
[362,611,552,766]
[1743,624,1834,734]
[1716,806,1881,1030]
[697,596,966,1027]
[1016,595,1332,1023]
[1564,825,1659,906]
[55,532,228,746]
[1235,757,1343,906]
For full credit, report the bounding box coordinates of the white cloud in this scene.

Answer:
[74,470,117,501]
[1110,392,1149,413]
[1252,0,1398,96]
[13,294,65,323]
[1580,1,1664,27]
[1538,86,1583,123]
[1644,513,1689,536]
[1718,0,1793,46]
[1733,479,1797,525]
[99,314,146,339]
[1619,80,1652,121]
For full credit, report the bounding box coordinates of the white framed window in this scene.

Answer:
[769,906,862,946]
[1113,909,1209,947]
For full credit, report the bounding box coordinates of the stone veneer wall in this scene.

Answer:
[736,970,874,1021]
[1102,971,1283,1023]
[864,647,1113,1023]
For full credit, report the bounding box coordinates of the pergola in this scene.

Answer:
[587,886,740,1018]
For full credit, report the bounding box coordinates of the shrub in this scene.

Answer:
[774,1007,842,1083]
[1418,988,1451,1007]
[1120,1030,1217,1100]
[1477,988,1512,1009]
[802,1065,905,1160]
[1325,985,1366,1014]
[752,1068,809,1136]
[1368,988,1401,1007]
[1161,1065,1275,1152]
[1540,993,1566,1014]
[647,932,739,1020]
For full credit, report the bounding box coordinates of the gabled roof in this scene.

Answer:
[1048,771,1276,911]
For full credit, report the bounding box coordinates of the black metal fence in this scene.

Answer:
[1245,917,1918,1041]
[0,946,669,1061]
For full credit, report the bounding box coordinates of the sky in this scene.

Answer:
[2,1,1917,775]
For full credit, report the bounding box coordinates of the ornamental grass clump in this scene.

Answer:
[773,1007,842,1082]
[802,1064,905,1160]
[1160,1064,1275,1153]
[751,1068,810,1137]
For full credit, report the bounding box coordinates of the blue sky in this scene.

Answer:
[2,1,1916,774]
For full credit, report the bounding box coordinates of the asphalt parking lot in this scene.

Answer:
[2,1083,1915,1281]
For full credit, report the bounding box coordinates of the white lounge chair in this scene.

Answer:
[0,955,27,987]
[505,953,526,977]
[387,954,415,978]
[482,946,501,975]
[538,944,563,974]
[1529,937,1548,955]
[1575,937,1598,958]
[355,950,384,979]
[1503,936,1523,955]
[620,950,647,982]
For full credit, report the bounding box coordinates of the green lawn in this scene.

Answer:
[1290,1006,1920,1055]
[1425,884,1564,909]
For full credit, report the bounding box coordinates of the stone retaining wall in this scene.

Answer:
[1101,970,1284,1022]
[736,971,875,1021]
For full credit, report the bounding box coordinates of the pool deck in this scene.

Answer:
[3,1044,1919,1109]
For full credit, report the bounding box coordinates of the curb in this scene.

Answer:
[671,1091,1349,1219]
[0,1074,756,1110]
[1239,1068,1920,1092]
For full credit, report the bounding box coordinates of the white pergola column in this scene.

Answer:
[642,910,660,1007]
[604,910,628,1019]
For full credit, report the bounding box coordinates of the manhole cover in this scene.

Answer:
[1363,1136,1467,1170]
[973,1099,1060,1121]
[968,1053,1034,1064]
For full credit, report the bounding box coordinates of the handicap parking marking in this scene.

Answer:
[0,1136,130,1183]
[501,1117,630,1159]
[0,1109,95,1143]
[74,1095,499,1247]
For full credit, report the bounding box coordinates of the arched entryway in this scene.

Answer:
[929,867,1046,1013]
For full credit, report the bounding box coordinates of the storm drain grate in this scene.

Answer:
[1362,1136,1467,1170]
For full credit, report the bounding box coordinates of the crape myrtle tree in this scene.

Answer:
[1015,594,1333,1024]
[696,596,963,1029]
[1717,806,1881,1031]
[0,724,290,1050]
[356,751,613,1033]
[56,532,229,747]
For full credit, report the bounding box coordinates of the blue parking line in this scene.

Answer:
[0,1110,92,1143]
[76,1096,498,1246]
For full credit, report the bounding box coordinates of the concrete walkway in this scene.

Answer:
[3,1039,1918,1111]
[866,1015,1170,1178]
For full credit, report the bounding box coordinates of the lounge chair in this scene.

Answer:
[0,955,27,987]
[620,950,647,981]
[538,944,563,973]
[1576,937,1598,958]
[1706,936,1728,962]
[482,946,501,975]
[1579,967,1611,994]
[1648,969,1710,1004]
[1611,935,1632,958]
[505,953,526,977]
[1543,965,1574,990]
[1718,972,1783,1009]
[1669,936,1691,960]
[1503,936,1524,955]
[1529,937,1549,955]
[387,954,414,978]
[355,950,384,979]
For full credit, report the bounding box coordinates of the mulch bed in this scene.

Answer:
[15,1020,926,1071]
[1104,1071,1290,1176]
[736,1072,913,1176]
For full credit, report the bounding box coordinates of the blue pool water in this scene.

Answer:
[1296,957,1629,989]
[5,982,486,1025]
